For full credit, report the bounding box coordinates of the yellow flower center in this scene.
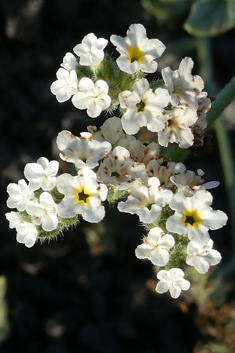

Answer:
[136,101,145,112]
[182,208,203,228]
[74,186,91,204]
[126,45,145,64]
[146,203,153,210]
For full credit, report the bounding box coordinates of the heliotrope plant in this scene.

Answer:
[5,23,228,299]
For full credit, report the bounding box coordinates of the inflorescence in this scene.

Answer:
[5,24,228,299]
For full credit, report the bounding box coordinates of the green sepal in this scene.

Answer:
[149,79,165,91]
[164,233,188,270]
[50,187,65,204]
[19,211,32,223]
[143,205,174,232]
[37,216,79,241]
[106,184,129,204]
[154,233,189,273]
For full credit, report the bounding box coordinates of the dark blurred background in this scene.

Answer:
[0,1,235,352]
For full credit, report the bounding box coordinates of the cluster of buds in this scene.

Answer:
[5,24,228,299]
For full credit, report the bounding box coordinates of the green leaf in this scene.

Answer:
[141,0,191,19]
[184,0,235,37]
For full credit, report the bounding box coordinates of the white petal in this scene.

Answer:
[87,99,103,118]
[41,214,58,232]
[135,243,153,259]
[176,278,191,291]
[150,247,169,266]
[82,203,105,223]
[156,281,169,294]
[169,285,181,299]
[79,77,95,92]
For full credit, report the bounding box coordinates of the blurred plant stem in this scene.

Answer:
[0,276,10,343]
[196,37,235,277]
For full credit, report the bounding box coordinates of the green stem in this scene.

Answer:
[196,38,235,277]
[214,118,235,277]
[206,75,235,129]
[196,37,213,90]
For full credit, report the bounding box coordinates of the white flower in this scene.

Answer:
[119,78,170,135]
[6,179,34,211]
[118,177,173,223]
[170,163,219,197]
[73,33,108,66]
[186,239,222,274]
[110,23,165,74]
[195,92,211,129]
[87,117,135,149]
[5,211,23,229]
[161,57,204,110]
[156,268,191,299]
[16,222,38,248]
[61,52,77,71]
[97,146,145,190]
[56,130,111,169]
[50,68,78,102]
[24,157,59,191]
[56,168,107,223]
[128,140,160,164]
[135,227,175,266]
[26,192,58,232]
[166,190,228,244]
[72,77,111,117]
[6,212,38,247]
[146,159,177,188]
[158,105,198,148]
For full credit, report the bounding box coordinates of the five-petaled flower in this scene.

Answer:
[161,57,204,110]
[57,167,107,223]
[156,268,191,299]
[73,33,108,66]
[111,23,165,74]
[7,179,34,212]
[166,190,228,244]
[50,68,78,102]
[72,77,111,117]
[186,239,222,274]
[135,227,175,266]
[26,192,58,232]
[118,177,173,223]
[16,222,38,248]
[158,105,198,149]
[97,146,145,190]
[119,78,170,135]
[24,157,59,191]
[56,130,111,169]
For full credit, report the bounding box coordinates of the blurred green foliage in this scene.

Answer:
[0,276,10,344]
[142,0,235,36]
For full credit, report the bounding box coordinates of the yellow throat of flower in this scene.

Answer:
[74,186,91,205]
[182,208,203,228]
[126,45,145,64]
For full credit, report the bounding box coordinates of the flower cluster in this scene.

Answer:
[6,155,108,247]
[6,24,228,299]
[50,23,210,149]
